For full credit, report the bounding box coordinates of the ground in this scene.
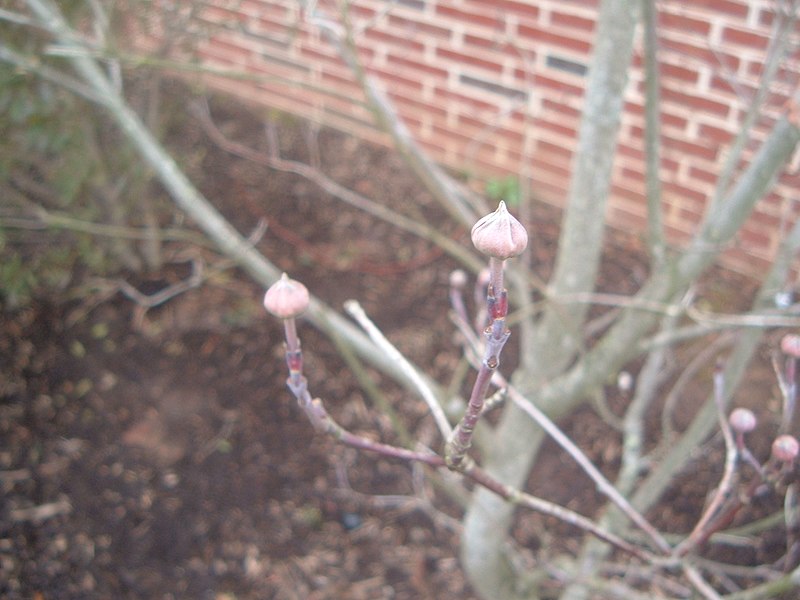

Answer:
[0,92,794,599]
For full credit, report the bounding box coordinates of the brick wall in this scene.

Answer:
[152,0,800,275]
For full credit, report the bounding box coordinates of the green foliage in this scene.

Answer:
[0,7,171,308]
[484,175,521,207]
[0,251,37,309]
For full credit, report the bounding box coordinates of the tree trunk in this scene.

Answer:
[460,0,641,596]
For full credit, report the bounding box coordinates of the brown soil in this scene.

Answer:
[0,91,794,599]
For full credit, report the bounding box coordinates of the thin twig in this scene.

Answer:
[449,302,670,552]
[344,300,452,440]
[190,98,482,273]
[675,365,741,557]
[684,562,723,600]
[641,0,666,266]
[506,385,672,554]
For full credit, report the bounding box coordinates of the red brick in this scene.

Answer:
[465,33,498,50]
[662,157,681,173]
[722,26,771,51]
[536,118,578,139]
[618,143,645,162]
[517,23,593,54]
[658,11,712,36]
[252,14,290,35]
[738,226,772,250]
[512,65,540,82]
[431,123,484,146]
[661,88,730,119]
[201,5,248,23]
[663,223,693,244]
[388,14,452,39]
[198,46,251,69]
[624,103,689,132]
[690,0,749,18]
[386,53,449,78]
[662,112,689,131]
[749,210,782,231]
[660,37,741,71]
[550,11,595,32]
[390,91,447,117]
[689,166,719,185]
[535,74,585,96]
[537,139,573,159]
[365,67,425,92]
[348,4,376,19]
[363,29,426,53]
[300,44,344,66]
[463,0,540,21]
[320,69,358,89]
[664,181,709,204]
[436,48,503,73]
[676,205,705,227]
[240,1,289,19]
[709,74,756,97]
[624,101,644,116]
[608,204,648,231]
[436,4,502,30]
[611,182,646,203]
[620,166,646,185]
[664,137,719,161]
[542,98,581,119]
[722,247,771,275]
[531,156,572,179]
[433,86,498,112]
[697,123,735,145]
[660,63,700,84]
[457,114,525,141]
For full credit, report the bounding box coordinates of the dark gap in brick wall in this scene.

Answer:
[459,74,527,100]
[545,54,588,76]
[398,0,426,9]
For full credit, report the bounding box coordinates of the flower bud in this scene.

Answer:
[617,371,633,394]
[471,201,528,260]
[729,408,757,434]
[264,273,310,319]
[772,434,800,463]
[449,269,468,290]
[781,334,800,358]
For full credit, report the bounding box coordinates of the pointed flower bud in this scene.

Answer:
[264,273,310,319]
[781,334,800,358]
[471,201,528,260]
[772,434,799,463]
[729,408,757,434]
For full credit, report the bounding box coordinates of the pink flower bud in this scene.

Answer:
[449,269,468,289]
[264,273,310,319]
[617,371,633,394]
[772,434,800,463]
[471,201,528,260]
[729,408,757,434]
[781,334,800,358]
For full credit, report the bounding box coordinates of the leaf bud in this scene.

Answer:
[772,434,800,463]
[781,334,800,358]
[617,371,633,394]
[449,269,468,290]
[728,408,757,434]
[471,201,528,260]
[264,273,310,319]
